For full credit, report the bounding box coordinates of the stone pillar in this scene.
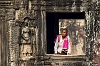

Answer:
[7,9,20,66]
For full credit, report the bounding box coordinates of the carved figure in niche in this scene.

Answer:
[20,17,32,57]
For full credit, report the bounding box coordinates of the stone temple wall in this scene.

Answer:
[0,0,100,66]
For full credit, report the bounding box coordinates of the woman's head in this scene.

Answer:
[61,28,68,37]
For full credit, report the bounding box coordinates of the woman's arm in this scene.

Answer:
[67,36,72,54]
[54,36,58,54]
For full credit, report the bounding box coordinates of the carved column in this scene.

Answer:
[7,9,20,66]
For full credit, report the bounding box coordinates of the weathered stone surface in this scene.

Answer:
[0,0,100,66]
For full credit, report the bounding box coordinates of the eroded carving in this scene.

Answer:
[20,17,32,57]
[18,17,37,59]
[14,1,37,66]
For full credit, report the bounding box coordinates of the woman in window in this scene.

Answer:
[54,28,72,55]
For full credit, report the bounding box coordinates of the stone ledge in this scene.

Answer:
[44,54,86,61]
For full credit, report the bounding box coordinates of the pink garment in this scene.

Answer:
[54,35,68,49]
[63,39,68,49]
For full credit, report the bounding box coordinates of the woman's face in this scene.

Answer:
[61,30,67,37]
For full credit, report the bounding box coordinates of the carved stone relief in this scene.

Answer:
[5,0,38,66]
[0,0,100,66]
[18,17,37,59]
[8,20,20,66]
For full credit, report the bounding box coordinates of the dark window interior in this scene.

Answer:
[46,12,85,54]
